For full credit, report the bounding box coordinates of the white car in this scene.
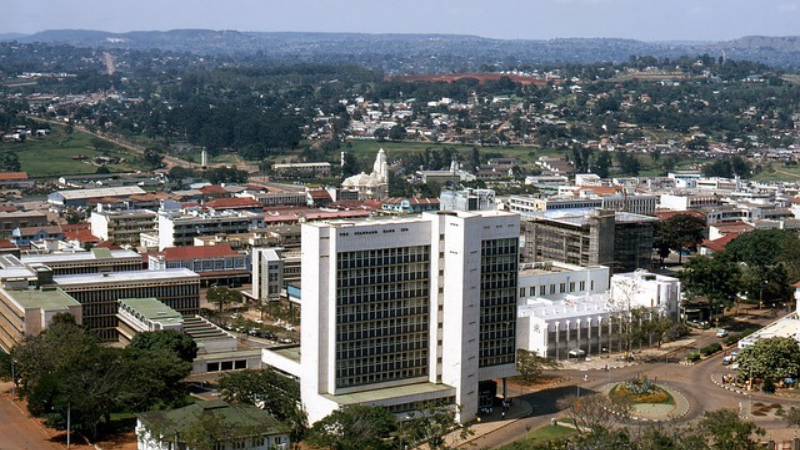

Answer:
[716,329,729,338]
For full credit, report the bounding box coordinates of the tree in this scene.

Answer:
[217,368,302,423]
[556,394,627,433]
[95,165,111,174]
[143,148,163,170]
[128,329,198,363]
[516,348,559,384]
[178,411,268,450]
[660,214,706,264]
[397,403,472,450]
[679,254,741,311]
[737,337,800,382]
[783,406,800,428]
[0,152,21,172]
[341,152,360,178]
[373,128,389,142]
[593,151,612,178]
[206,286,241,314]
[726,229,800,281]
[697,409,763,450]
[306,404,396,450]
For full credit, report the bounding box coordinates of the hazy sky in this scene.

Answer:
[5,0,799,42]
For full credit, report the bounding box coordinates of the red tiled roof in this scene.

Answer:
[701,234,739,253]
[0,172,28,181]
[0,239,17,249]
[64,228,101,243]
[711,222,754,234]
[308,189,332,200]
[162,244,240,260]
[16,225,62,236]
[62,223,90,232]
[303,210,371,221]
[0,205,18,213]
[95,240,122,250]
[199,185,228,195]
[205,197,263,210]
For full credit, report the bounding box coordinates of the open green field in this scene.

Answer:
[0,125,140,177]
[498,424,577,449]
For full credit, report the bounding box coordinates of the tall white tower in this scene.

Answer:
[201,149,208,168]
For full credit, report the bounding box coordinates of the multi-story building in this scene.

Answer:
[157,209,263,250]
[0,211,48,234]
[439,188,496,212]
[263,211,519,424]
[517,270,681,360]
[90,208,157,246]
[251,248,284,302]
[240,191,307,208]
[0,287,83,351]
[21,248,144,275]
[148,245,249,287]
[520,209,656,273]
[54,269,200,341]
[518,262,610,304]
[510,193,657,216]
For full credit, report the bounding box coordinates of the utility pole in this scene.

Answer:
[67,403,71,449]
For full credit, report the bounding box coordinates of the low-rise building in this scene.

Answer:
[0,287,83,351]
[11,225,63,246]
[0,210,48,233]
[439,188,496,212]
[136,401,290,450]
[47,186,146,211]
[148,245,249,287]
[21,248,144,275]
[517,270,681,359]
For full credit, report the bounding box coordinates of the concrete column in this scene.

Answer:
[586,318,592,356]
[555,322,560,359]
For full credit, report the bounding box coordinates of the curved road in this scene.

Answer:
[468,350,800,449]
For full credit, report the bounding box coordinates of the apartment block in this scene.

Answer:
[90,208,157,246]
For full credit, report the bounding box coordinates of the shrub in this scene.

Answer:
[700,343,722,356]
[687,352,701,362]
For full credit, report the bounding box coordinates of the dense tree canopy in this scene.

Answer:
[737,337,800,381]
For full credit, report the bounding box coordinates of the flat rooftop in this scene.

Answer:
[322,382,457,405]
[54,268,199,286]
[22,248,141,264]
[119,297,182,324]
[2,287,79,311]
[519,261,600,276]
[271,345,301,363]
[521,208,657,226]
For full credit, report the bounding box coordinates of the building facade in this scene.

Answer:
[21,248,144,275]
[0,287,83,352]
[90,208,157,246]
[292,211,519,424]
[54,269,200,341]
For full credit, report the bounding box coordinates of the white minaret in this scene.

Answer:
[372,148,388,184]
[201,149,208,168]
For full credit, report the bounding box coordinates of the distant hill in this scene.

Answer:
[7,29,800,69]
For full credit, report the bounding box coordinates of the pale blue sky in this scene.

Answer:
[4,0,798,41]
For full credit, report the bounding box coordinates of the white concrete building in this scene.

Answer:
[251,248,284,302]
[157,209,263,250]
[264,211,520,424]
[90,208,157,246]
[517,270,681,360]
[518,262,609,304]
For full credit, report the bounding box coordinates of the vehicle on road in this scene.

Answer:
[716,329,729,338]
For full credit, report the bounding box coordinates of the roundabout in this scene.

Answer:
[600,377,691,422]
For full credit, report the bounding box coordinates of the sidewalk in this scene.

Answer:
[558,337,698,371]
[431,398,533,449]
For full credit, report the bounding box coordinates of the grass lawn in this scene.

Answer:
[0,125,140,177]
[498,425,577,449]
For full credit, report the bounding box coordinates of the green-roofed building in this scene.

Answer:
[117,297,184,344]
[136,400,290,450]
[0,286,82,351]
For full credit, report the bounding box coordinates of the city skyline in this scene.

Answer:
[4,0,800,42]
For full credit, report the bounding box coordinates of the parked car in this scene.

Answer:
[716,329,729,338]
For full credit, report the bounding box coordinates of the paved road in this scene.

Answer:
[466,310,800,448]
[0,387,65,450]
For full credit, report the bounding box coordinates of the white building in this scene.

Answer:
[251,248,284,302]
[90,208,157,246]
[518,262,609,304]
[157,208,263,250]
[517,270,681,359]
[264,211,520,424]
